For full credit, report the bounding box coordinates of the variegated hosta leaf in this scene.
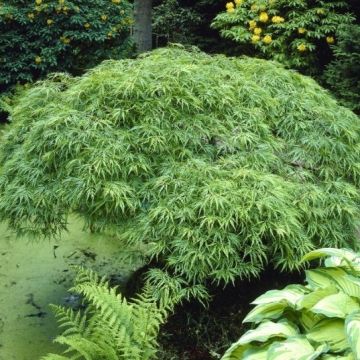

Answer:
[307,318,348,353]
[311,292,360,319]
[242,301,289,324]
[297,286,338,310]
[305,268,341,289]
[298,311,323,332]
[345,311,360,358]
[267,336,328,360]
[305,268,360,297]
[252,285,308,307]
[237,320,298,345]
[221,343,269,360]
[343,275,360,297]
[316,354,354,360]
[302,248,359,266]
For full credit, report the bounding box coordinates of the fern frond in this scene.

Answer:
[44,267,173,360]
[50,305,88,337]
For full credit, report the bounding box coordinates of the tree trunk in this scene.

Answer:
[133,0,153,53]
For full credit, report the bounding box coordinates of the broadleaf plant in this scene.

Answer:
[222,248,360,360]
[0,46,360,290]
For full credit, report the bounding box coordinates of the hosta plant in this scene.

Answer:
[0,0,133,91]
[42,267,175,360]
[222,248,360,360]
[212,0,355,74]
[1,47,360,291]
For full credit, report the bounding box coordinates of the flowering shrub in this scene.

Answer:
[0,0,133,91]
[212,0,355,73]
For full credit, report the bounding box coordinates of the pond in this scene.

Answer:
[0,218,137,360]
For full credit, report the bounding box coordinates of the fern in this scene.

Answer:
[42,267,174,360]
[1,46,360,290]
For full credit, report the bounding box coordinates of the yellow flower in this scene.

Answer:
[249,20,257,29]
[120,10,125,15]
[234,0,243,6]
[227,7,235,13]
[35,0,42,4]
[226,2,234,9]
[107,31,113,38]
[263,35,272,44]
[60,36,70,44]
[59,0,65,4]
[259,12,269,23]
[84,23,91,29]
[35,6,41,12]
[253,27,262,35]
[298,28,306,34]
[272,16,284,24]
[251,4,258,11]
[47,19,54,25]
[27,13,35,20]
[326,36,335,44]
[252,34,260,43]
[297,43,307,52]
[112,0,121,4]
[316,8,325,15]
[101,14,108,21]
[35,56,42,64]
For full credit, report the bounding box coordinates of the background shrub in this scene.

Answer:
[0,0,133,91]
[212,0,355,74]
[152,0,201,46]
[323,24,360,114]
[0,47,360,290]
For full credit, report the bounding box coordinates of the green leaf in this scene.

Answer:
[321,355,355,360]
[243,302,289,324]
[307,318,348,353]
[311,292,360,319]
[297,286,338,310]
[345,311,360,358]
[302,248,358,265]
[252,285,308,307]
[267,336,327,360]
[298,311,322,332]
[238,320,298,345]
[221,343,269,360]
[305,268,338,289]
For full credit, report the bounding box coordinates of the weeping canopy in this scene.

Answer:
[1,46,360,285]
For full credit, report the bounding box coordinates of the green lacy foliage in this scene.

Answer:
[323,24,360,114]
[0,0,133,91]
[222,248,360,360]
[42,267,173,360]
[1,47,360,288]
[212,0,355,73]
